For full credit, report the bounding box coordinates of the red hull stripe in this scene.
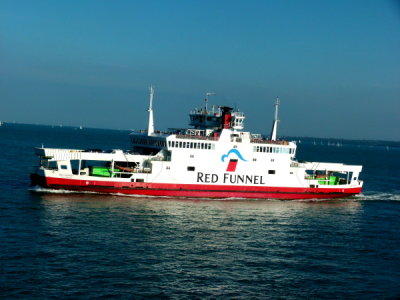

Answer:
[32,175,362,199]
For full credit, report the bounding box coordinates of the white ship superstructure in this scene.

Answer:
[31,89,363,199]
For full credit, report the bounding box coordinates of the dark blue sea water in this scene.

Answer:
[1,124,400,299]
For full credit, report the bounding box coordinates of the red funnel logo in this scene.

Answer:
[221,149,247,173]
[226,159,238,172]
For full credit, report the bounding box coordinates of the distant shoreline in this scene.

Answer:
[2,121,399,145]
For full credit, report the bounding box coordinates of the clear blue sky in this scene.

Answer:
[1,0,399,140]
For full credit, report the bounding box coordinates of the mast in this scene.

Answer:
[270,97,280,141]
[147,85,155,136]
[205,92,216,112]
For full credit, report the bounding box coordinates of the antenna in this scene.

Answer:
[205,92,216,112]
[147,85,155,136]
[270,97,280,141]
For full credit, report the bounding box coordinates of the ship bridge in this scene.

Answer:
[189,105,245,131]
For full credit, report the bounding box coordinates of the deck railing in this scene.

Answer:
[175,134,218,141]
[250,139,289,145]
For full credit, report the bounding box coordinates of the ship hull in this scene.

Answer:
[31,174,362,200]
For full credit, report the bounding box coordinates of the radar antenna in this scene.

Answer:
[205,92,216,112]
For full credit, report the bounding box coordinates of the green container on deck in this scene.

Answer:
[318,176,339,185]
[329,176,339,185]
[92,167,119,177]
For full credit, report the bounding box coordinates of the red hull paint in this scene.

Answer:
[32,175,362,200]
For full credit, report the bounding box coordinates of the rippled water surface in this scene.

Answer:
[1,124,400,298]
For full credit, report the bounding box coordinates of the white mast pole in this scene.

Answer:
[147,85,155,136]
[270,97,280,141]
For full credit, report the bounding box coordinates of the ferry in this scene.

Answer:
[31,87,363,199]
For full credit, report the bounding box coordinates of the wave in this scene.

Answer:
[29,186,252,201]
[29,186,99,195]
[29,186,175,199]
[357,192,400,201]
[29,186,400,202]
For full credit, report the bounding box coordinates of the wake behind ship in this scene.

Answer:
[31,88,363,199]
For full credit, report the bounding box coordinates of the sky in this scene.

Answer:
[1,0,399,140]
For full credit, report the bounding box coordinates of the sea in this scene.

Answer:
[1,123,400,299]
